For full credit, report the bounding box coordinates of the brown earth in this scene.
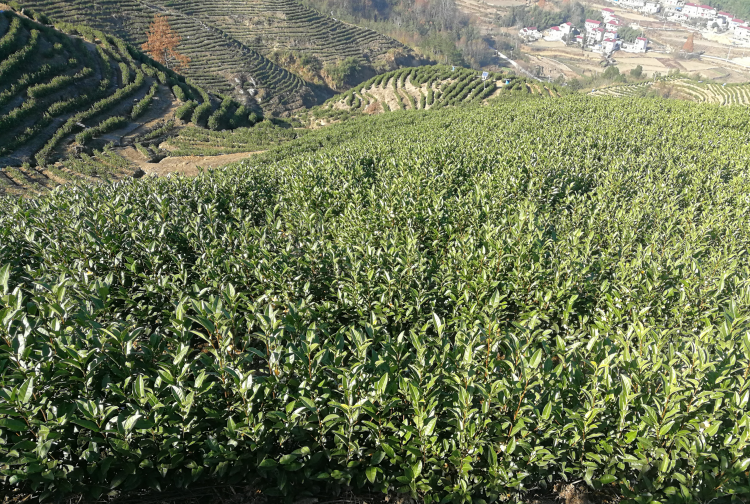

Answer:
[117,146,264,177]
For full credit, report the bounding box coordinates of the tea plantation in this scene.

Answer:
[299,65,564,126]
[2,96,750,502]
[11,0,420,113]
[0,9,263,195]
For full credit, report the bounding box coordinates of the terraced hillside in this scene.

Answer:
[0,10,255,196]
[590,76,750,106]
[298,65,565,126]
[13,0,421,113]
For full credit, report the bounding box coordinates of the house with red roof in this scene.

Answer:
[683,2,717,19]
[585,19,602,33]
[734,24,750,42]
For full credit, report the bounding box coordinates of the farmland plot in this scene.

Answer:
[3,97,750,502]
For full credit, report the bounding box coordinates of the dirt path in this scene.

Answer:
[117,146,264,177]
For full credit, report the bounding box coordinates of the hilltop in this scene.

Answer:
[10,0,427,114]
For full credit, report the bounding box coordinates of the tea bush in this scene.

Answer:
[3,97,750,502]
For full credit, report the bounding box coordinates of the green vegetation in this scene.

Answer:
[0,9,260,195]
[4,96,750,502]
[299,65,562,126]
[500,1,603,31]
[590,75,750,106]
[300,0,494,68]
[14,0,421,113]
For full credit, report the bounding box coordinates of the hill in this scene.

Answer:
[0,9,259,194]
[2,95,750,502]
[591,76,750,106]
[10,0,426,114]
[296,65,566,126]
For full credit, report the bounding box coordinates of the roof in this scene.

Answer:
[732,18,744,22]
[699,4,714,9]
[637,37,648,40]
[563,22,572,26]
[595,28,605,32]
[602,7,615,12]
[718,11,732,15]
[737,25,750,30]
[550,26,560,30]
[586,19,602,24]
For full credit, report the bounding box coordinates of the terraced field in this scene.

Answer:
[0,10,255,196]
[590,76,750,105]
[299,65,565,126]
[14,0,420,113]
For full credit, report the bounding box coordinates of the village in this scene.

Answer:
[518,0,750,57]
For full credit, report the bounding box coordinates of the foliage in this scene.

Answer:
[683,33,695,53]
[141,14,190,71]
[500,2,602,31]
[324,57,362,90]
[618,26,641,44]
[4,97,750,502]
[629,65,643,78]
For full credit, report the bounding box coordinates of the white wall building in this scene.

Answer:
[662,0,685,9]
[602,8,617,21]
[585,19,602,32]
[519,27,541,40]
[642,2,660,14]
[735,25,750,41]
[683,3,717,19]
[622,36,648,52]
[602,37,619,53]
[545,26,564,41]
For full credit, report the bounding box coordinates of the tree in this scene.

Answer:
[683,33,694,53]
[630,64,643,78]
[603,65,620,80]
[142,14,190,71]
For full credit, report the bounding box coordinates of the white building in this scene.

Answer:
[683,3,717,19]
[545,26,564,41]
[729,18,746,29]
[590,27,606,43]
[519,27,541,40]
[559,22,574,35]
[585,19,603,32]
[602,37,619,53]
[735,25,750,41]
[601,7,617,21]
[605,19,622,34]
[620,0,646,8]
[662,0,685,9]
[642,1,660,14]
[622,36,648,52]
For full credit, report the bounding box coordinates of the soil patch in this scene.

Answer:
[117,146,264,177]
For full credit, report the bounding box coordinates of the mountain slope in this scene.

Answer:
[12,0,424,113]
[0,9,257,194]
[296,65,566,126]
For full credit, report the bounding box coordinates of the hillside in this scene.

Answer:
[11,0,425,114]
[591,76,750,106]
[0,10,258,195]
[296,65,566,126]
[3,95,750,502]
